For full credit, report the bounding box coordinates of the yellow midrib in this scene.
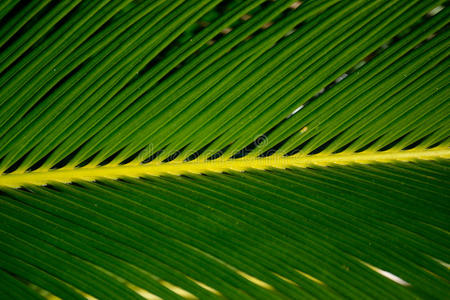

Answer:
[0,148,448,188]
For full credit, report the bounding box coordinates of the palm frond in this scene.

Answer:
[0,0,448,298]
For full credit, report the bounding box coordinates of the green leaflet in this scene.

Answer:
[0,0,448,171]
[0,0,449,299]
[1,160,449,299]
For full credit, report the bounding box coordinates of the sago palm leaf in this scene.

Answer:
[0,0,448,299]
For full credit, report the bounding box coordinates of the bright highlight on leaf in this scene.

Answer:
[0,0,448,299]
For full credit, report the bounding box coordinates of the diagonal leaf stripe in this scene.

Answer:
[0,0,447,176]
[1,160,449,299]
[0,0,449,299]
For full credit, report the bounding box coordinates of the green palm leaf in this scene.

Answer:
[0,0,448,299]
